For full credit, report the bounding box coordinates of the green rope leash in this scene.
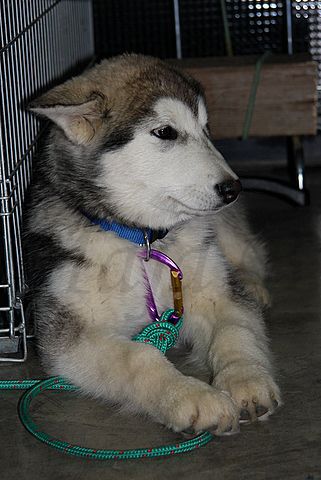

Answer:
[0,309,213,460]
[242,51,271,140]
[133,308,183,354]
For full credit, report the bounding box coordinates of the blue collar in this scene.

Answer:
[84,214,168,245]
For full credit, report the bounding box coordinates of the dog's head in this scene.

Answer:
[30,54,241,229]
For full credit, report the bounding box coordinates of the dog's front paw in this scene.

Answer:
[213,363,281,423]
[161,377,239,435]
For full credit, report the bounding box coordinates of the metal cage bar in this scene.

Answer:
[0,0,94,362]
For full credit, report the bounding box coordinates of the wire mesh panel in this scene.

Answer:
[179,0,287,57]
[92,0,288,59]
[0,0,94,362]
[93,0,177,60]
[292,0,321,121]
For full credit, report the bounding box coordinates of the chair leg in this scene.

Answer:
[287,135,305,191]
[241,136,309,206]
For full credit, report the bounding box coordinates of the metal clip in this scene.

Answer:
[143,230,151,261]
[170,270,184,318]
[138,248,184,323]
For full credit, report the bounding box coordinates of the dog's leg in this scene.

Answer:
[211,301,281,422]
[214,205,271,307]
[53,332,239,434]
[185,297,281,423]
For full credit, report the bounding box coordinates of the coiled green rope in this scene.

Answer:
[0,309,214,460]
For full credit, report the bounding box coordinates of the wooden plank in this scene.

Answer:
[173,55,318,139]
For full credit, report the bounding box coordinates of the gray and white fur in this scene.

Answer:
[24,54,280,435]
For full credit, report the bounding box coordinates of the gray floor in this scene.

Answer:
[1,167,321,480]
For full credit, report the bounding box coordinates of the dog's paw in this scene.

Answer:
[161,377,239,435]
[213,364,281,423]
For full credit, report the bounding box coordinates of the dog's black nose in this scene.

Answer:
[215,179,242,204]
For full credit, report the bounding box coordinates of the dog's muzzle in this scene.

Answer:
[215,179,242,204]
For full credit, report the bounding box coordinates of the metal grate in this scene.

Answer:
[92,0,289,59]
[0,0,94,362]
[93,0,177,60]
[292,0,321,123]
[178,0,287,57]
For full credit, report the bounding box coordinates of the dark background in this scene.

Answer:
[92,0,310,59]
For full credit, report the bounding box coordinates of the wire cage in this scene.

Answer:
[0,0,94,362]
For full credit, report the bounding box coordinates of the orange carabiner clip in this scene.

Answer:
[170,270,184,318]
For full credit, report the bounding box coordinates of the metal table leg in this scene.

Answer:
[241,136,310,206]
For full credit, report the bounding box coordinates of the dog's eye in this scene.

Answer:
[151,126,178,140]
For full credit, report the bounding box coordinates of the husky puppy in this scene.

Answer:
[25,54,280,435]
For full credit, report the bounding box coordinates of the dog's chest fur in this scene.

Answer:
[27,194,228,342]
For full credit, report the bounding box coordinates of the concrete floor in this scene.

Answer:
[1,167,321,480]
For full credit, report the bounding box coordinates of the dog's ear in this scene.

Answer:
[29,89,106,145]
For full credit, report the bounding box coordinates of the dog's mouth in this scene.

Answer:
[168,195,223,214]
[166,181,241,214]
